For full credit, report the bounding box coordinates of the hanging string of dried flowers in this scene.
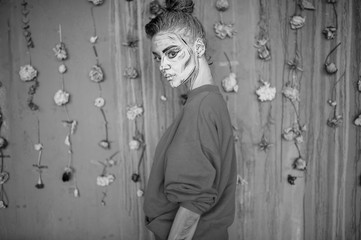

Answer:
[254,0,271,61]
[19,0,40,111]
[282,2,311,183]
[323,1,338,40]
[32,119,48,189]
[0,106,10,209]
[221,52,238,93]
[324,42,341,75]
[88,4,111,150]
[91,151,118,205]
[213,0,236,40]
[327,71,345,128]
[53,25,79,197]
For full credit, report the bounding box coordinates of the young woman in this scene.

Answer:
[143,1,237,239]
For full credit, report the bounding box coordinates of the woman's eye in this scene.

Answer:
[153,55,161,62]
[167,51,178,59]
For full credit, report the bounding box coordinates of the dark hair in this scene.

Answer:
[145,0,206,46]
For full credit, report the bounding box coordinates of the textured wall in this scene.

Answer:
[0,0,360,240]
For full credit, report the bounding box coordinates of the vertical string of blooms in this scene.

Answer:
[0,107,10,208]
[92,151,119,206]
[53,25,79,198]
[282,0,315,185]
[18,0,40,111]
[254,0,276,153]
[213,0,235,40]
[32,119,47,189]
[124,0,145,198]
[88,1,110,150]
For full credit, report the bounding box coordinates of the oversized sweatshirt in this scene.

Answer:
[144,84,237,240]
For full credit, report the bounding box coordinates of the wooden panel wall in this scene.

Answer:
[0,0,360,240]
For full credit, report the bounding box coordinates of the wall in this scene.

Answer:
[0,0,360,240]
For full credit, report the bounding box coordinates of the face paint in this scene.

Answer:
[152,32,198,88]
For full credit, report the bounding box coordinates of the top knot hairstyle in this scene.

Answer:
[145,0,206,46]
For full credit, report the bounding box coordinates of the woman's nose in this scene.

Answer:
[159,58,170,72]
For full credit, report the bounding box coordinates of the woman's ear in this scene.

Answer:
[194,38,205,57]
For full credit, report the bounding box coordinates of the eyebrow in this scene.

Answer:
[152,45,179,55]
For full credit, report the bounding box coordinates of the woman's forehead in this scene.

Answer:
[152,32,186,52]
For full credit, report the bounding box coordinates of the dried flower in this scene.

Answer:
[327,115,343,128]
[64,135,71,146]
[0,171,9,185]
[160,95,167,101]
[73,187,80,197]
[215,0,229,11]
[0,200,7,209]
[88,0,104,6]
[214,22,236,40]
[53,42,68,61]
[221,72,238,93]
[287,175,297,185]
[34,143,43,151]
[293,157,306,171]
[98,140,110,149]
[299,0,315,10]
[71,120,77,135]
[354,114,361,126]
[58,64,67,74]
[96,174,115,186]
[0,137,8,149]
[137,189,144,197]
[131,173,140,182]
[290,15,306,30]
[322,26,337,40]
[282,127,297,141]
[123,67,139,79]
[325,62,338,74]
[258,135,272,152]
[62,167,73,182]
[89,65,104,83]
[126,105,144,120]
[256,81,276,102]
[54,89,70,106]
[94,97,105,108]
[19,64,38,82]
[129,139,141,150]
[258,45,271,61]
[35,176,44,189]
[327,99,337,107]
[90,36,98,44]
[282,87,300,102]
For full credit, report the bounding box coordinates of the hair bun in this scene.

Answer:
[165,0,194,14]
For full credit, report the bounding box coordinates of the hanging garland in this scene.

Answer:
[283,1,315,184]
[91,151,118,206]
[53,25,80,198]
[19,0,39,111]
[88,3,111,150]
[0,105,10,208]
[322,0,338,40]
[213,0,236,40]
[32,119,48,189]
[327,71,345,128]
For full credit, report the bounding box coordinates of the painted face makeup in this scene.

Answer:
[152,32,198,88]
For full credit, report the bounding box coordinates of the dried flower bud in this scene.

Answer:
[54,89,70,106]
[129,139,141,150]
[88,0,104,6]
[90,36,98,44]
[137,189,144,197]
[19,64,37,82]
[89,65,104,83]
[0,171,9,185]
[0,200,7,209]
[58,64,67,74]
[98,140,110,149]
[322,26,337,40]
[293,158,307,171]
[290,15,306,30]
[215,0,229,11]
[62,167,73,182]
[131,173,140,182]
[221,73,238,93]
[325,62,338,74]
[287,175,297,185]
[94,97,105,108]
[34,143,43,151]
[0,137,8,149]
[35,176,44,189]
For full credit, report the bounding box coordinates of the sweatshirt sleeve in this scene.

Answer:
[164,96,221,215]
